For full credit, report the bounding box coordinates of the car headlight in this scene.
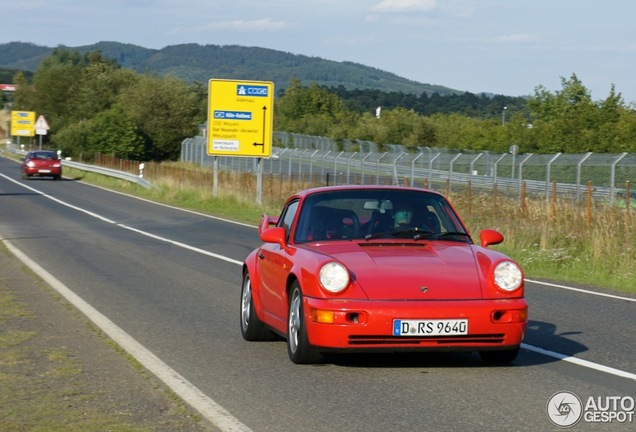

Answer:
[319,262,350,293]
[26,161,36,167]
[494,261,523,291]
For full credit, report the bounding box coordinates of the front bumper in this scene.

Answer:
[303,296,527,351]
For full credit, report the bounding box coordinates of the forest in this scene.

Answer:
[3,47,636,161]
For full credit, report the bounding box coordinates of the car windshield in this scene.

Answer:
[294,189,469,243]
[30,151,58,160]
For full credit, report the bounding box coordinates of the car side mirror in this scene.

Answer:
[260,227,286,247]
[480,229,504,248]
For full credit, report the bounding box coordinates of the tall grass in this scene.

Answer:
[451,191,635,292]
[79,156,636,293]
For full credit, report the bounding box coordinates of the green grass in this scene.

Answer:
[0,285,155,432]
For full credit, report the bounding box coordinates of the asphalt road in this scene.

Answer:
[1,156,634,432]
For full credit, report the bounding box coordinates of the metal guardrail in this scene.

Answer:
[5,145,154,189]
[62,159,155,189]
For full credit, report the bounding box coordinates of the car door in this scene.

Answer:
[257,200,299,328]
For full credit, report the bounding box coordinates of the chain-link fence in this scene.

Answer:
[182,133,636,205]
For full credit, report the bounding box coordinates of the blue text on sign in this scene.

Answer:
[236,85,269,97]
[214,111,252,120]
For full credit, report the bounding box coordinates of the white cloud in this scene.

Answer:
[372,0,437,13]
[491,33,539,43]
[207,18,288,32]
[172,18,289,35]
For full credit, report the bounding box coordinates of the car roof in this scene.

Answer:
[29,150,57,154]
[292,185,444,200]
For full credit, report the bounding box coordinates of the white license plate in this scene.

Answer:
[393,319,468,336]
[38,169,51,173]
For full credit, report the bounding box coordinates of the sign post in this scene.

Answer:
[34,115,50,150]
[207,79,274,203]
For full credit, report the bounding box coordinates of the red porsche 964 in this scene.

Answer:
[241,186,527,364]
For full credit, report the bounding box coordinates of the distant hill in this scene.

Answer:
[0,41,463,96]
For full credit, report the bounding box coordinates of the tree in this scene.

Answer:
[528,74,611,153]
[12,71,36,111]
[87,106,146,159]
[67,55,138,123]
[30,48,88,131]
[119,75,202,160]
[275,79,350,136]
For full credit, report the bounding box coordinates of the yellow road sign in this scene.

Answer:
[11,110,36,137]
[207,79,274,157]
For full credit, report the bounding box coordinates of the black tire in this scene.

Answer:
[479,347,520,364]
[287,282,323,364]
[240,271,274,341]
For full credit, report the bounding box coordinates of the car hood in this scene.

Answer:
[311,241,483,300]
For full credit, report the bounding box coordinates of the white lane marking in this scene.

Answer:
[119,224,242,266]
[522,343,636,381]
[0,172,118,224]
[2,239,253,432]
[526,278,636,303]
[77,179,257,229]
[0,172,243,265]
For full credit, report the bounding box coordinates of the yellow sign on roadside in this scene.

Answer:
[207,79,274,157]
[11,110,36,137]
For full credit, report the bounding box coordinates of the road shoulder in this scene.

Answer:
[0,244,214,431]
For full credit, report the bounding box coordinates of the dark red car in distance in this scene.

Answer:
[21,150,62,180]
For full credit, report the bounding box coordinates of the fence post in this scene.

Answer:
[361,152,372,185]
[448,153,462,192]
[546,153,562,200]
[626,181,631,209]
[521,181,528,214]
[410,153,423,187]
[518,153,533,199]
[467,180,473,216]
[587,181,593,227]
[610,153,628,206]
[576,152,593,202]
[551,181,557,224]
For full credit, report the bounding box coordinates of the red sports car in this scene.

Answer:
[241,185,527,364]
[21,150,63,180]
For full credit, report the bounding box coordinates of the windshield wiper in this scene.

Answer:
[364,228,434,241]
[430,231,471,242]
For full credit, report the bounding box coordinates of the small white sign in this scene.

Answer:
[213,140,240,152]
[35,115,50,130]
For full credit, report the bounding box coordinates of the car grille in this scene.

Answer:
[348,334,506,346]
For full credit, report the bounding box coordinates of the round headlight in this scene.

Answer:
[319,262,350,293]
[494,261,523,291]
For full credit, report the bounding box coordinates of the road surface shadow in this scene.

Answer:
[326,319,588,369]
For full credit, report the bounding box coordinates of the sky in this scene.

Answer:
[3,0,636,103]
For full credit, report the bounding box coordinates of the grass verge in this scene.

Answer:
[0,245,209,431]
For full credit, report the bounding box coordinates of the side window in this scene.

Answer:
[278,200,299,240]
